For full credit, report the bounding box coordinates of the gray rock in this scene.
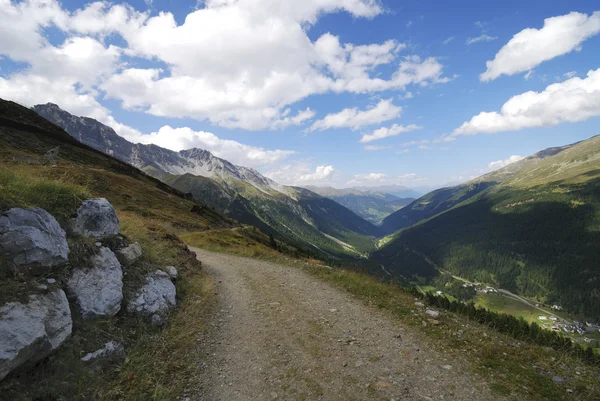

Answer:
[552,375,565,384]
[70,198,119,239]
[115,242,142,267]
[165,266,178,279]
[0,207,69,273]
[67,247,123,319]
[81,341,125,366]
[425,309,440,318]
[127,270,176,325]
[0,290,72,381]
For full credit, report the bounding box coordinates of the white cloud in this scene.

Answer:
[399,139,430,147]
[453,68,600,136]
[524,70,534,80]
[359,123,422,143]
[346,172,423,186]
[266,162,339,186]
[466,34,497,45]
[0,0,450,131]
[418,145,431,150]
[363,145,390,151]
[396,149,409,154]
[563,71,577,79]
[399,91,413,100]
[443,36,454,45]
[488,155,524,170]
[481,11,600,81]
[309,99,402,131]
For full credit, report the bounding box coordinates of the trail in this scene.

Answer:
[189,247,501,401]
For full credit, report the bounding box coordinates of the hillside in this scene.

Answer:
[372,135,600,319]
[34,103,380,257]
[305,185,414,224]
[380,144,574,235]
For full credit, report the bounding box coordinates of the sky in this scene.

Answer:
[1,0,599,191]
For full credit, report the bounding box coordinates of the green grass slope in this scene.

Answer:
[372,135,600,319]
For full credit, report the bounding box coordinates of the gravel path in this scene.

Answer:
[189,248,502,401]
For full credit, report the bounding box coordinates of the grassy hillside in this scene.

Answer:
[164,173,380,258]
[372,135,600,319]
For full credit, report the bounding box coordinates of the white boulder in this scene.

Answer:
[81,341,125,365]
[127,270,176,325]
[165,266,178,279]
[0,207,69,273]
[115,242,142,267]
[0,290,72,381]
[425,309,440,318]
[68,247,123,319]
[70,198,119,239]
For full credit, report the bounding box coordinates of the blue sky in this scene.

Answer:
[1,0,599,190]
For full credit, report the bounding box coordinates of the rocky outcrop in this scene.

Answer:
[0,290,72,381]
[81,341,125,368]
[70,198,119,239]
[127,270,176,325]
[165,266,178,279]
[0,207,69,273]
[115,242,142,267]
[67,247,123,319]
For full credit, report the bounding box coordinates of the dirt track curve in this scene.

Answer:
[189,247,501,401]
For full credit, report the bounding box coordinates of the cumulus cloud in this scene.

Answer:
[0,0,450,131]
[309,99,401,132]
[266,162,339,185]
[488,155,524,170]
[136,126,295,168]
[359,123,422,143]
[363,145,391,151]
[454,69,600,136]
[466,34,497,45]
[481,11,600,81]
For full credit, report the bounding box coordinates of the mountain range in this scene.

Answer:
[305,186,415,224]
[33,103,381,258]
[372,135,600,319]
[31,101,600,320]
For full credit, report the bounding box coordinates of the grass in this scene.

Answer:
[476,293,545,324]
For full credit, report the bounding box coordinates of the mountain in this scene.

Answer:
[305,186,414,224]
[33,103,381,258]
[352,185,420,198]
[372,135,600,318]
[379,145,571,235]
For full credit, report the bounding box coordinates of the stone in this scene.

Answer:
[47,278,56,284]
[81,341,125,366]
[414,301,425,307]
[552,376,565,384]
[127,270,176,325]
[425,309,440,318]
[0,290,72,381]
[115,242,142,267]
[440,365,453,370]
[70,198,119,239]
[165,265,178,279]
[0,207,69,273]
[68,247,123,319]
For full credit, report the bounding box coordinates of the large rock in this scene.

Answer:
[68,247,123,319]
[0,207,69,273]
[115,242,142,267]
[127,270,176,325]
[0,290,72,381]
[70,198,119,239]
[81,341,125,369]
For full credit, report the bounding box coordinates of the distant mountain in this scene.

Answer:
[372,135,600,319]
[34,103,381,258]
[352,185,421,199]
[305,186,414,225]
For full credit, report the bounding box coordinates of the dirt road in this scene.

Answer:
[189,248,501,401]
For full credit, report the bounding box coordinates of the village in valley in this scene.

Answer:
[428,280,600,349]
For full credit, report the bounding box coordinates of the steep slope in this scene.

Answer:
[306,185,414,224]
[372,135,600,319]
[33,103,380,257]
[380,144,572,235]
